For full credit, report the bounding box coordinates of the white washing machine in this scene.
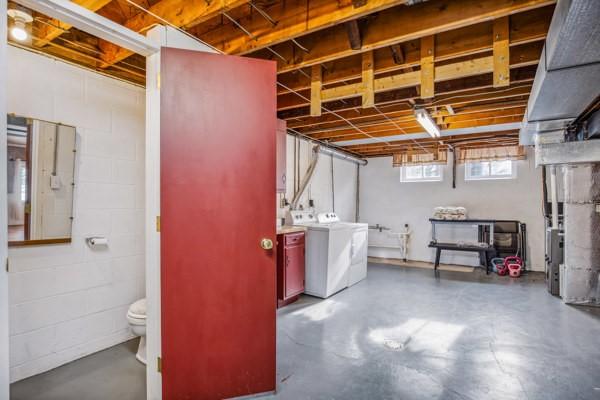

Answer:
[289,210,368,298]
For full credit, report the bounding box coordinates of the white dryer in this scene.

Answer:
[289,211,368,298]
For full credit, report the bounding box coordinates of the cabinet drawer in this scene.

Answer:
[284,232,305,246]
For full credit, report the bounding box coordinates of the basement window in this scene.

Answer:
[465,160,516,180]
[400,165,443,183]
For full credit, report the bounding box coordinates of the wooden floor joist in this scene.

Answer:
[257,0,554,75]
[19,0,556,157]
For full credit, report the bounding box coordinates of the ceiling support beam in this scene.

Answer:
[18,0,159,56]
[493,16,510,87]
[420,35,434,98]
[362,51,375,108]
[318,51,533,104]
[310,65,322,117]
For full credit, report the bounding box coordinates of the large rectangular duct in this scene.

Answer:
[520,0,600,144]
[561,164,600,306]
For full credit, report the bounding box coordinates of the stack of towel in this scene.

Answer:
[433,206,467,220]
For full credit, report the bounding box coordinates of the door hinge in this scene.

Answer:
[5,258,9,273]
[157,356,162,373]
[156,216,161,232]
[156,73,161,90]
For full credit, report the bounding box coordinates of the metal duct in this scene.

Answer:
[318,146,368,166]
[520,0,600,144]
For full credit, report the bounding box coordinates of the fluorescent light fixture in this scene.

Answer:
[7,8,33,42]
[414,108,441,138]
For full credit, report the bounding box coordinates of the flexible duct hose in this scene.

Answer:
[290,145,320,210]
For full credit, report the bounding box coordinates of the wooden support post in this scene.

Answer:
[420,35,435,99]
[310,64,322,117]
[362,51,374,108]
[493,16,510,87]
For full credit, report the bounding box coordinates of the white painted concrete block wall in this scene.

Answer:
[360,149,545,271]
[6,47,145,382]
[277,136,358,222]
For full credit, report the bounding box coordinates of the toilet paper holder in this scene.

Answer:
[86,237,108,247]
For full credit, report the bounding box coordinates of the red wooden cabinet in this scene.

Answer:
[277,231,305,307]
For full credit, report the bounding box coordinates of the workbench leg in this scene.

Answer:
[434,248,441,271]
[482,251,489,274]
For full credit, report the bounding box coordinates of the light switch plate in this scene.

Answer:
[50,175,61,190]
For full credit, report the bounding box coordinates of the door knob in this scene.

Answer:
[261,238,274,250]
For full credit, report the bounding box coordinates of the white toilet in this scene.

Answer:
[127,298,147,364]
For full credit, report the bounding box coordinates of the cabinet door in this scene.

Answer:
[285,244,305,298]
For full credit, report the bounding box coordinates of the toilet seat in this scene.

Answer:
[127,298,146,321]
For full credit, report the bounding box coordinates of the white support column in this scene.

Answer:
[145,26,216,400]
[0,0,9,397]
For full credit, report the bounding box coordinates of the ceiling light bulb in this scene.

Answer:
[11,21,28,41]
[7,8,33,42]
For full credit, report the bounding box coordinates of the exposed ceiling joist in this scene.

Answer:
[260,0,554,75]
[276,8,551,94]
[18,0,159,56]
[33,0,112,47]
[198,0,408,55]
[99,0,251,66]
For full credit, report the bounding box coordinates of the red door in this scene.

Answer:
[160,48,277,399]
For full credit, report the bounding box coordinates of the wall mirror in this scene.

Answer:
[7,115,76,246]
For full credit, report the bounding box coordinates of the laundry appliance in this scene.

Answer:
[289,210,368,298]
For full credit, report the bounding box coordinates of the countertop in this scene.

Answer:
[277,225,307,235]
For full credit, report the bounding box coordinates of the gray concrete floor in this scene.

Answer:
[10,339,146,400]
[11,263,600,400]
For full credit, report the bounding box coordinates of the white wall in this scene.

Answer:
[0,0,10,397]
[277,136,359,222]
[6,46,145,382]
[360,148,546,271]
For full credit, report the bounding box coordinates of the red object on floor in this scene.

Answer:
[160,48,277,399]
[505,256,523,278]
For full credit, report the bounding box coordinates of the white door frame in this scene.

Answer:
[0,0,10,398]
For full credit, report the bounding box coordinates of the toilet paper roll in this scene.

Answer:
[87,237,108,246]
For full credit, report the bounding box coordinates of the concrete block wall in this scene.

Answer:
[359,149,546,270]
[6,47,145,382]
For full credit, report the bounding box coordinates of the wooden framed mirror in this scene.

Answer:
[7,115,76,246]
